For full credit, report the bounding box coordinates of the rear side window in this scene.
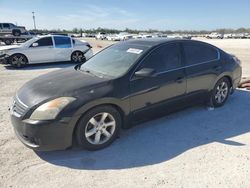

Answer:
[3,23,10,28]
[140,43,182,73]
[183,42,218,66]
[54,36,72,48]
[32,37,53,47]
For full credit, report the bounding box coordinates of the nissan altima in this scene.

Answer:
[10,39,242,151]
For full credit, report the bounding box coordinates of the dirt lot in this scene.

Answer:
[0,38,250,188]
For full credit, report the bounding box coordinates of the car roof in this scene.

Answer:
[122,38,219,49]
[123,38,189,47]
[37,34,70,38]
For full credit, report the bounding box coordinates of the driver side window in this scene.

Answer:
[139,43,182,73]
[30,37,53,47]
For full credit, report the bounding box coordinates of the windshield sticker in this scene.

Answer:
[127,48,143,54]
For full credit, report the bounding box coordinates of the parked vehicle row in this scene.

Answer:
[96,32,192,41]
[0,35,93,67]
[206,32,250,39]
[9,38,242,151]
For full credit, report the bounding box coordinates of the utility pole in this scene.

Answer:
[32,11,36,30]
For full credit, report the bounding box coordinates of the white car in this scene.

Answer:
[106,34,121,41]
[0,35,93,68]
[95,32,106,40]
[206,32,223,39]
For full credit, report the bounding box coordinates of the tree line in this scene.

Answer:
[31,27,250,35]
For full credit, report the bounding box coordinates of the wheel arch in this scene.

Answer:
[210,73,233,91]
[71,100,129,145]
[71,50,84,56]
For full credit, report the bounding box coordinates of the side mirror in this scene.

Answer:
[32,42,38,47]
[134,68,155,78]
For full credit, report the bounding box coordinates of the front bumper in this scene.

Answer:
[11,114,75,151]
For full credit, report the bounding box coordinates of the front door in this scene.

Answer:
[26,37,55,63]
[130,43,186,120]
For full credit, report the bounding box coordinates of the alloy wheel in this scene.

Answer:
[72,52,84,63]
[85,112,116,145]
[11,55,26,67]
[214,81,229,104]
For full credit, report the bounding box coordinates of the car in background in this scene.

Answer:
[0,23,27,36]
[106,33,134,41]
[106,34,121,41]
[206,32,223,39]
[0,35,93,67]
[10,39,241,151]
[223,34,233,39]
[95,32,107,40]
[232,33,248,39]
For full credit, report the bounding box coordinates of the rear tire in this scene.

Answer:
[12,30,21,36]
[209,77,231,107]
[76,105,121,150]
[71,51,86,63]
[10,54,28,68]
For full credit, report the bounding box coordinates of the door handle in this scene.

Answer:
[175,77,184,83]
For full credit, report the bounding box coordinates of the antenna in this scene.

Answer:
[32,11,36,30]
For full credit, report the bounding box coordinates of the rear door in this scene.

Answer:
[53,36,73,62]
[26,37,55,63]
[130,43,186,120]
[182,41,221,94]
[2,23,11,34]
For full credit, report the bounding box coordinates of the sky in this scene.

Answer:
[0,0,250,31]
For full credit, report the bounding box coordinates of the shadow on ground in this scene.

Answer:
[37,90,250,170]
[3,61,76,70]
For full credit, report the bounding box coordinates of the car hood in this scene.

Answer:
[0,45,20,51]
[17,68,110,107]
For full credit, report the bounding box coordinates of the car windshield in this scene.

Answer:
[19,37,39,47]
[80,44,149,77]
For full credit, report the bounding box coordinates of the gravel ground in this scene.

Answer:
[0,38,250,188]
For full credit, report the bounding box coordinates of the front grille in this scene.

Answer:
[11,97,28,117]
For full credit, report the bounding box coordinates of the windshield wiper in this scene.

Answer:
[80,68,103,78]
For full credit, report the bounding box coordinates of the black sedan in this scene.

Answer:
[10,39,242,151]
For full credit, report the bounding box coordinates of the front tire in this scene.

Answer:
[10,54,28,68]
[210,77,230,107]
[71,51,86,63]
[76,106,121,150]
[12,30,21,36]
[4,39,13,45]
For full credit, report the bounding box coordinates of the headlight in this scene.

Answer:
[29,97,76,120]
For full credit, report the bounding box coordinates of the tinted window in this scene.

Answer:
[0,24,2,29]
[3,23,10,28]
[140,43,181,73]
[54,36,71,48]
[183,42,218,65]
[32,37,53,47]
